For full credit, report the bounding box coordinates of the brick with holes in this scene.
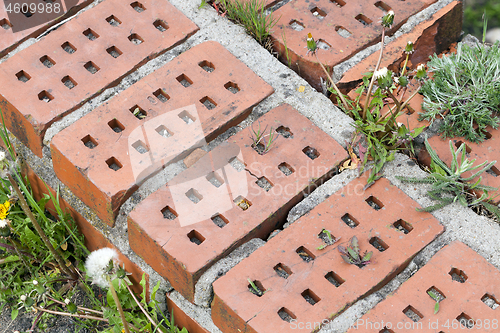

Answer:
[347,241,500,332]
[127,104,347,302]
[0,0,198,157]
[211,176,444,333]
[271,0,449,91]
[51,41,274,226]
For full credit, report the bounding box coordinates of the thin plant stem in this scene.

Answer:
[313,53,350,111]
[400,53,410,77]
[8,238,34,275]
[125,284,162,332]
[45,296,103,315]
[108,276,131,333]
[385,90,402,110]
[7,173,77,280]
[33,306,107,322]
[363,28,386,120]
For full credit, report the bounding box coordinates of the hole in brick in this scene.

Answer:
[296,246,315,262]
[278,308,296,322]
[61,76,77,89]
[455,140,472,154]
[449,268,468,283]
[335,26,352,38]
[247,280,265,297]
[481,293,500,310]
[310,7,326,19]
[403,305,423,322]
[341,213,359,228]
[256,177,273,192]
[229,157,245,172]
[276,126,293,138]
[482,130,493,140]
[106,46,122,58]
[132,140,149,154]
[0,18,12,30]
[155,125,172,138]
[234,196,251,210]
[130,105,147,120]
[393,219,413,234]
[303,146,319,159]
[375,1,392,12]
[154,19,169,32]
[330,0,346,6]
[108,119,125,133]
[38,90,53,103]
[187,230,205,245]
[153,89,170,102]
[369,237,388,252]
[128,33,144,45]
[427,286,446,302]
[178,110,195,124]
[40,55,55,68]
[274,263,292,279]
[185,188,203,204]
[84,61,99,74]
[355,14,372,25]
[366,196,383,210]
[16,70,31,82]
[456,313,474,328]
[278,162,294,176]
[379,329,395,333]
[61,42,76,54]
[176,74,193,87]
[21,5,33,17]
[130,1,145,12]
[83,28,99,41]
[106,157,122,171]
[81,135,98,149]
[206,172,224,188]
[301,289,320,305]
[325,271,345,287]
[224,82,240,94]
[198,60,215,72]
[106,15,122,26]
[318,229,336,245]
[317,39,331,50]
[211,213,228,228]
[289,19,304,31]
[200,96,217,110]
[161,206,177,220]
[486,165,500,177]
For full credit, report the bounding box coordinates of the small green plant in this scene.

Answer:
[198,0,208,9]
[338,236,372,268]
[214,0,279,46]
[397,139,499,214]
[427,290,441,314]
[250,122,278,155]
[307,11,425,185]
[247,278,265,296]
[281,26,292,68]
[316,229,339,250]
[419,40,500,143]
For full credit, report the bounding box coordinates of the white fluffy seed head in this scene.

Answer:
[85,248,119,288]
[20,295,26,301]
[373,67,388,80]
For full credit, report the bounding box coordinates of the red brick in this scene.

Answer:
[271,0,438,91]
[0,0,198,157]
[128,104,347,303]
[51,41,273,226]
[211,176,444,333]
[347,241,500,332]
[0,1,93,58]
[166,292,210,333]
[338,1,462,93]
[22,162,148,297]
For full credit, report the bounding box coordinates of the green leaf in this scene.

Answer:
[11,307,18,321]
[434,301,440,314]
[362,251,373,262]
[1,255,19,264]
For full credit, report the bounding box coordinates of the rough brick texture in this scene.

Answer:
[0,0,198,157]
[211,176,444,333]
[128,104,347,303]
[348,242,500,332]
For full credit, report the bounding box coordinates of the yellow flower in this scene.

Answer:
[0,201,11,220]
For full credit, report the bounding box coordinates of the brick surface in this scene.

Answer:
[128,104,347,303]
[211,176,444,333]
[271,0,437,91]
[23,162,148,297]
[338,1,462,93]
[347,241,500,332]
[51,41,273,226]
[421,131,500,204]
[166,292,210,333]
[0,0,92,57]
[0,0,198,157]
